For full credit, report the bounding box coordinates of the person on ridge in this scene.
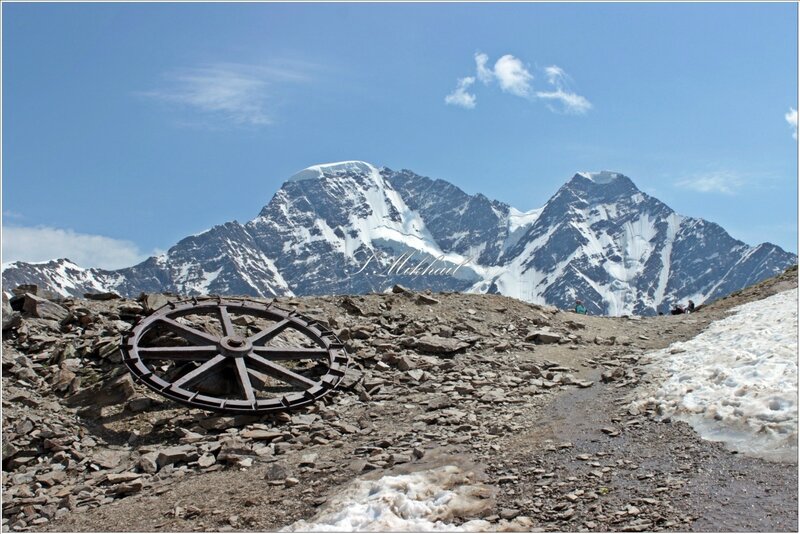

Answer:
[687,300,695,313]
[574,299,587,315]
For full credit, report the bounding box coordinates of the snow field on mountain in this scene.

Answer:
[632,288,798,461]
[283,465,528,532]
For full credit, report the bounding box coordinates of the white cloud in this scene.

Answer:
[2,226,152,270]
[493,55,534,98]
[535,89,592,114]
[446,55,590,114]
[536,64,592,114]
[786,108,797,140]
[474,52,493,84]
[142,62,310,127]
[544,65,568,85]
[444,76,477,109]
[675,171,745,195]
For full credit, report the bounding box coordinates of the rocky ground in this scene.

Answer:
[2,267,797,532]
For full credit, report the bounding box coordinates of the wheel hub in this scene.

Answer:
[219,335,253,356]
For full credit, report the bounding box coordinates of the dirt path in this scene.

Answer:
[490,364,797,531]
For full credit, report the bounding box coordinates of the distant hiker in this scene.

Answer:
[687,300,696,313]
[574,300,587,315]
[670,303,685,315]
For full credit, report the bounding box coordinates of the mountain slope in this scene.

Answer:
[2,163,795,315]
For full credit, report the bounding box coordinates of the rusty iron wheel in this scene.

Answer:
[122,297,349,414]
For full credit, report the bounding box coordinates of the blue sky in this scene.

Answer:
[3,2,797,269]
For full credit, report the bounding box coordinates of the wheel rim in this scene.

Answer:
[122,297,349,414]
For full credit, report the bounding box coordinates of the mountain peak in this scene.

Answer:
[288,161,378,182]
[564,170,640,199]
[576,171,626,184]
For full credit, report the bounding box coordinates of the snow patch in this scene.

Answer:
[631,289,798,462]
[282,465,530,532]
[578,171,623,184]
[288,161,377,182]
[507,207,542,233]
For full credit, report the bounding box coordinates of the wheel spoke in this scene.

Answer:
[247,367,271,388]
[234,358,256,403]
[247,352,317,389]
[251,347,328,360]
[172,354,226,389]
[219,306,235,337]
[158,317,219,345]
[248,319,291,346]
[138,345,219,361]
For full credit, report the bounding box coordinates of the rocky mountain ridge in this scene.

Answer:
[2,162,796,315]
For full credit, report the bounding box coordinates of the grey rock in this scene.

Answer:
[299,453,318,467]
[138,452,159,474]
[125,397,153,412]
[141,293,170,313]
[156,445,199,468]
[264,462,290,481]
[415,294,440,305]
[409,334,470,355]
[198,453,217,468]
[21,293,70,323]
[526,329,562,344]
[240,429,283,441]
[67,374,136,407]
[92,450,129,469]
[103,472,142,485]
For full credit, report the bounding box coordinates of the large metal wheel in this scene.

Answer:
[122,297,349,414]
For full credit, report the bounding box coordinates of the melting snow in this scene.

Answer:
[631,288,798,462]
[282,465,530,532]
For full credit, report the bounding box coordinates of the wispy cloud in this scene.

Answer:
[141,62,311,127]
[444,76,477,109]
[446,53,590,114]
[474,52,493,84]
[2,226,153,270]
[536,64,592,114]
[535,89,592,114]
[786,108,797,140]
[675,171,746,195]
[544,65,567,86]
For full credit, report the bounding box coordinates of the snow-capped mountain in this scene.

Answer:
[483,171,795,314]
[3,162,795,315]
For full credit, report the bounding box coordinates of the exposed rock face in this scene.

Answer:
[2,164,795,315]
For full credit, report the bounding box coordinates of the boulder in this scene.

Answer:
[409,335,470,355]
[67,374,136,407]
[525,329,562,344]
[92,449,129,469]
[20,293,70,323]
[415,294,440,305]
[156,445,199,468]
[140,293,170,313]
